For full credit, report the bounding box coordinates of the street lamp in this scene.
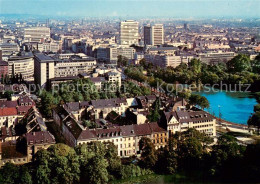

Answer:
[218,105,222,120]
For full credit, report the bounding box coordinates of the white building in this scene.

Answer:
[0,43,20,56]
[38,41,60,53]
[24,27,50,43]
[120,20,139,46]
[163,110,216,137]
[145,54,182,68]
[117,46,135,60]
[34,53,55,87]
[34,53,96,87]
[7,52,34,81]
[144,24,164,46]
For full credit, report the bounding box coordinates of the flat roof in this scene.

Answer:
[35,53,54,62]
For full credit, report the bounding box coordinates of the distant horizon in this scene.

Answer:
[0,0,260,19]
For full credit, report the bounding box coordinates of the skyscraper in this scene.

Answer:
[120,20,139,46]
[144,24,164,46]
[144,25,152,45]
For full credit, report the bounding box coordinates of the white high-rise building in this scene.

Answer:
[144,24,164,46]
[24,27,50,43]
[120,20,139,46]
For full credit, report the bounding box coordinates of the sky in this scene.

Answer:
[0,0,259,19]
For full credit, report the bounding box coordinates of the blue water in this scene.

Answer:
[196,91,258,124]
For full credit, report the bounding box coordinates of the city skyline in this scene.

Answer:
[0,0,260,19]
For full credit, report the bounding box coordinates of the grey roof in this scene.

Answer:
[0,60,8,66]
[91,98,127,108]
[90,77,106,83]
[166,110,215,123]
[34,53,54,62]
[149,47,178,51]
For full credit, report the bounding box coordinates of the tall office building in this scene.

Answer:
[120,20,139,46]
[144,25,152,45]
[34,53,55,87]
[184,23,189,30]
[144,24,164,46]
[24,27,50,43]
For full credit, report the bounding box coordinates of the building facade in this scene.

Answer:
[24,27,50,43]
[120,20,139,46]
[144,24,164,46]
[8,52,34,81]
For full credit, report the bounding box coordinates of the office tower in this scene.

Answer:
[24,27,50,43]
[46,18,50,27]
[144,25,152,45]
[184,23,189,30]
[144,24,164,46]
[120,20,139,46]
[34,53,55,87]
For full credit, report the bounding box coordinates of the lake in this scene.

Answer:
[196,91,258,125]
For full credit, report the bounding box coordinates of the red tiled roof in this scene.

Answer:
[0,107,18,116]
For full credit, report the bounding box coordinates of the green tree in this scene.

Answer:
[210,134,245,178]
[86,155,109,184]
[189,58,202,74]
[147,98,161,122]
[189,94,209,109]
[19,166,33,184]
[254,104,260,112]
[227,54,252,73]
[0,163,19,184]
[139,137,157,169]
[174,129,213,172]
[248,111,260,134]
[39,90,56,117]
[104,142,121,179]
[33,144,80,184]
[117,55,128,67]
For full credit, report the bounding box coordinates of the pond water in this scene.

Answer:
[195,91,257,124]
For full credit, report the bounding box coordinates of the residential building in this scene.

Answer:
[25,131,55,161]
[0,95,35,128]
[0,60,8,80]
[104,71,122,86]
[89,98,128,119]
[161,110,216,137]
